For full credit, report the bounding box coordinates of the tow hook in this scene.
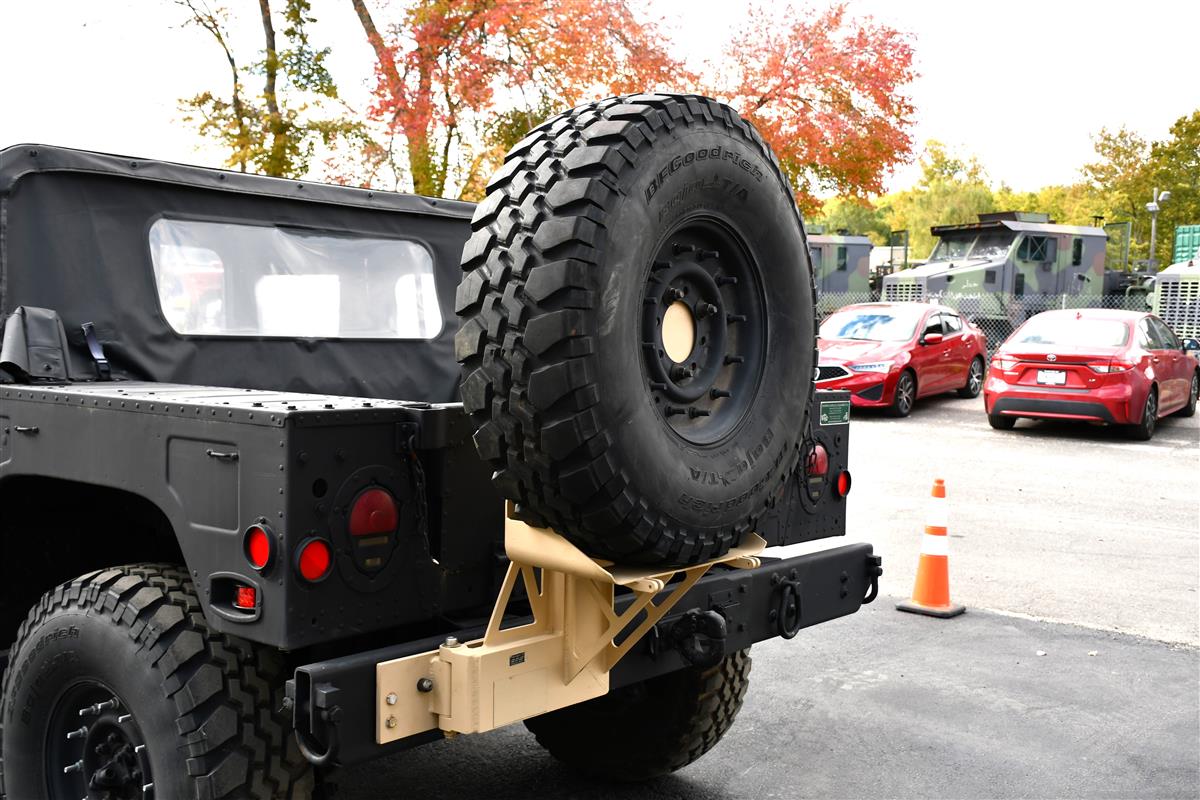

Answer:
[771,572,803,640]
[863,555,883,605]
[287,680,342,767]
[666,608,728,668]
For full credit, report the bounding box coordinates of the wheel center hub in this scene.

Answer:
[661,301,695,363]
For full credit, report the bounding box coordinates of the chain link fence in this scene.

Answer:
[814,290,1155,355]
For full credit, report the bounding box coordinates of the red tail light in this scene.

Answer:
[835,470,852,498]
[806,444,829,477]
[1089,361,1135,373]
[234,585,257,610]
[244,524,273,571]
[349,488,399,537]
[296,538,333,582]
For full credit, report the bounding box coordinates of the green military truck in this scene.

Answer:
[1153,258,1200,342]
[883,211,1107,345]
[808,232,872,295]
[0,95,880,799]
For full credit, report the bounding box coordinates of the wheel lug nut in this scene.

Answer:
[672,243,696,255]
[67,725,88,741]
[652,259,671,271]
[670,365,693,381]
[649,381,667,390]
[697,303,718,318]
[64,760,84,774]
[664,287,682,302]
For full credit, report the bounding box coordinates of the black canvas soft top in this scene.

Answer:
[0,144,476,403]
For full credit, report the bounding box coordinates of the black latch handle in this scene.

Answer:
[14,425,40,434]
[205,449,239,461]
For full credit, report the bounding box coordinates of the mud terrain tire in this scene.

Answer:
[525,648,752,781]
[0,565,313,799]
[456,94,815,566]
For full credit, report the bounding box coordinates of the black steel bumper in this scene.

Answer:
[287,542,880,767]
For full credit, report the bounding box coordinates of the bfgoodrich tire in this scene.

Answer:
[0,565,313,800]
[524,648,751,781]
[456,94,815,566]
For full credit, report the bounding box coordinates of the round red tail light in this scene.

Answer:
[296,538,333,582]
[349,488,399,537]
[244,524,273,571]
[806,444,829,477]
[835,470,852,498]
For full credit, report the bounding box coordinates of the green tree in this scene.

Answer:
[813,197,890,244]
[880,141,994,259]
[177,0,363,178]
[1146,110,1200,265]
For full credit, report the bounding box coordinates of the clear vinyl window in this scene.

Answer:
[148,219,442,339]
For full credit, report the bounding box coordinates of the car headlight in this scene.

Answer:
[849,362,891,373]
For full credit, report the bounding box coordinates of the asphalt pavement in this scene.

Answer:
[338,391,1199,799]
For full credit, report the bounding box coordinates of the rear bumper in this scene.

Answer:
[286,542,880,767]
[985,378,1134,423]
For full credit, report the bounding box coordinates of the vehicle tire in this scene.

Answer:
[957,356,985,398]
[524,648,751,781]
[988,413,1016,430]
[456,94,815,566]
[0,565,313,800]
[888,370,917,417]
[1127,387,1158,441]
[1175,372,1198,418]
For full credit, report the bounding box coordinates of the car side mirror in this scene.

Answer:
[922,332,943,345]
[1182,338,1200,352]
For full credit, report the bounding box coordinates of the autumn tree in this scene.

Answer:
[713,3,916,215]
[350,0,685,199]
[178,0,362,177]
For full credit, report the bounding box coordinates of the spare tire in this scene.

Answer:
[456,93,816,566]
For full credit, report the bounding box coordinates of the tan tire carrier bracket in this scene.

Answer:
[376,505,766,743]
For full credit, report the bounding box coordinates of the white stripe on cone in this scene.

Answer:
[920,532,949,556]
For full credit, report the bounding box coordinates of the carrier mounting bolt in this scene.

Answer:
[66,726,88,740]
[64,760,84,774]
[385,716,398,729]
[710,388,731,399]
[725,355,745,365]
[687,407,711,418]
[416,677,434,693]
[385,693,398,705]
[673,243,696,254]
[443,636,460,648]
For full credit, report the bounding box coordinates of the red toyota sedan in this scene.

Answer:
[984,309,1200,439]
[817,302,988,416]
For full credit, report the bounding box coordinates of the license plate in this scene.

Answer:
[1037,369,1067,385]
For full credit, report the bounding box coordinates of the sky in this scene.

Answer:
[1,0,1197,195]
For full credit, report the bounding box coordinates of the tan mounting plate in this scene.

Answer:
[375,506,764,743]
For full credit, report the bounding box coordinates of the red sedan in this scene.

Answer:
[984,309,1200,439]
[817,302,988,417]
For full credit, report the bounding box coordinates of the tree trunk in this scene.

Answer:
[259,0,290,176]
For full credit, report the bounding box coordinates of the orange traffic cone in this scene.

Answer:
[896,478,965,618]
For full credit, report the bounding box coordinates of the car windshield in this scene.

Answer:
[820,307,924,342]
[1011,316,1130,348]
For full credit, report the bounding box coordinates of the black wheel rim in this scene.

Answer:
[968,360,983,394]
[46,681,152,799]
[1144,393,1156,431]
[1191,376,1198,406]
[897,375,914,413]
[641,217,766,445]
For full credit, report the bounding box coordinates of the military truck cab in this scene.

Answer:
[883,212,1106,341]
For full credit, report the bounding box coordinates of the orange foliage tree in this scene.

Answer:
[714,3,916,214]
[350,0,685,198]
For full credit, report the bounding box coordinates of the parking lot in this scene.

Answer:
[338,395,1199,799]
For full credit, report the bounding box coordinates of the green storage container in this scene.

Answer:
[1173,224,1200,263]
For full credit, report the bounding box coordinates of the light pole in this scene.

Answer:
[1146,187,1171,270]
